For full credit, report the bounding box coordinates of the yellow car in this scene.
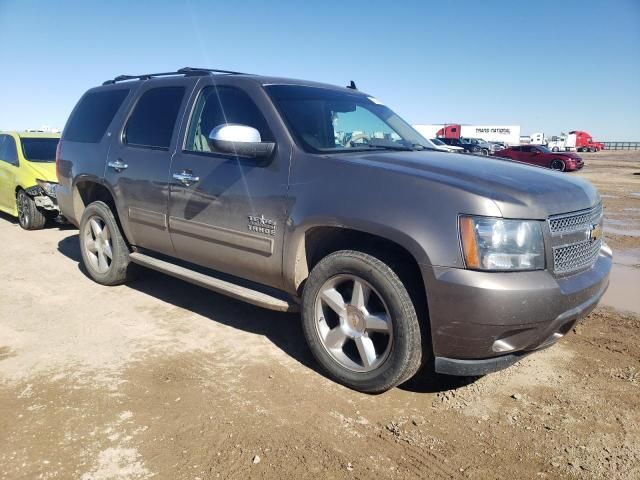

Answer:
[0,131,61,230]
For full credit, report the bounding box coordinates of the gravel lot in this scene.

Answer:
[1,151,639,480]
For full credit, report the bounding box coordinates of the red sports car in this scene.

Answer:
[493,145,584,172]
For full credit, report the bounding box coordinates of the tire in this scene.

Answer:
[481,148,489,156]
[550,159,566,171]
[79,201,132,285]
[551,147,559,152]
[16,189,46,230]
[301,250,424,393]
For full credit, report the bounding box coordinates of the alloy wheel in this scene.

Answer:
[83,216,113,274]
[314,274,393,372]
[17,192,29,227]
[551,159,565,171]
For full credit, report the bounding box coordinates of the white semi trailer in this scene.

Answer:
[412,124,521,146]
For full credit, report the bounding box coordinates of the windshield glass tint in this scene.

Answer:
[21,138,59,162]
[265,85,428,153]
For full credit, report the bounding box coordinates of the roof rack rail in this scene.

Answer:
[102,67,248,86]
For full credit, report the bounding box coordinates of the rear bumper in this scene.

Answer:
[425,245,612,374]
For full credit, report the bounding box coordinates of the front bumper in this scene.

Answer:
[33,194,59,212]
[425,245,612,375]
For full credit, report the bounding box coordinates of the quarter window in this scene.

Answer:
[124,87,185,150]
[185,86,273,153]
[65,89,130,143]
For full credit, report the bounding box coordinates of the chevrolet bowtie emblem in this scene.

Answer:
[589,224,602,242]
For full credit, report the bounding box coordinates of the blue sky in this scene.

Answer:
[0,0,638,140]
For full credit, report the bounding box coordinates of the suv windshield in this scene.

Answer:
[21,138,59,162]
[266,85,430,153]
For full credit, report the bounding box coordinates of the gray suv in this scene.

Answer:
[56,68,611,393]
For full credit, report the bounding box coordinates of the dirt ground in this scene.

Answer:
[1,151,639,480]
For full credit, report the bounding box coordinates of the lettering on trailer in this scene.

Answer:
[475,128,511,134]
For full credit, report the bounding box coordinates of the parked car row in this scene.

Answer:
[436,137,502,156]
[0,68,610,394]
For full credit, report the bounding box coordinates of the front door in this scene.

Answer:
[0,134,19,213]
[106,81,194,255]
[168,83,290,289]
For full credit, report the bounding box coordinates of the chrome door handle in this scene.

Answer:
[173,171,200,186]
[107,160,128,172]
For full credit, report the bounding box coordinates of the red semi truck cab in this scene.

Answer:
[570,131,604,151]
[436,124,462,139]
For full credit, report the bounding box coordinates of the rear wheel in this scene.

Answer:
[551,147,559,152]
[550,159,566,171]
[79,201,132,285]
[302,250,424,393]
[16,190,46,230]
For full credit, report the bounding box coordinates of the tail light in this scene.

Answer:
[55,140,62,181]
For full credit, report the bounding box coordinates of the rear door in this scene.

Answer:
[167,81,290,289]
[106,80,195,255]
[0,134,19,212]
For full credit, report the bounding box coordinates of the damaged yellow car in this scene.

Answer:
[0,131,61,230]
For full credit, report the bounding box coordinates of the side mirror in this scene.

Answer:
[208,124,275,158]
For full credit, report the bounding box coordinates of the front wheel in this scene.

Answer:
[301,250,424,393]
[551,147,559,152]
[480,148,489,156]
[550,159,566,171]
[16,190,46,230]
[79,201,132,285]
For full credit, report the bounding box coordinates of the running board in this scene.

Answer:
[129,252,299,313]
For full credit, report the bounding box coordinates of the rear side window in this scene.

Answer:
[0,134,18,164]
[124,87,185,150]
[65,89,129,143]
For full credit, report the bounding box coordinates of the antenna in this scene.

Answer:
[347,80,357,90]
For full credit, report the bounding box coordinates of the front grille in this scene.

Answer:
[549,204,603,274]
[549,204,602,235]
[553,238,602,274]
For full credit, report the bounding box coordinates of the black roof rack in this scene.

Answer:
[102,67,249,86]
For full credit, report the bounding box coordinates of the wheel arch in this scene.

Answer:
[288,225,429,322]
[72,179,132,244]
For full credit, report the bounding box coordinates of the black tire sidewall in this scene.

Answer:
[79,201,130,286]
[301,251,423,393]
[17,190,46,230]
[551,159,566,171]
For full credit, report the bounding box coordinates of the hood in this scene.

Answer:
[25,160,57,182]
[337,150,599,219]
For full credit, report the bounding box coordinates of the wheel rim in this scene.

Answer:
[83,216,113,274]
[551,159,565,171]
[314,274,393,373]
[17,192,29,227]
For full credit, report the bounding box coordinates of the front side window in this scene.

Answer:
[65,89,129,143]
[21,138,59,163]
[185,86,273,153]
[0,134,18,165]
[266,85,428,153]
[124,86,185,150]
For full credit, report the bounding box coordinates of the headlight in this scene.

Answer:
[459,216,545,271]
[36,179,58,198]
